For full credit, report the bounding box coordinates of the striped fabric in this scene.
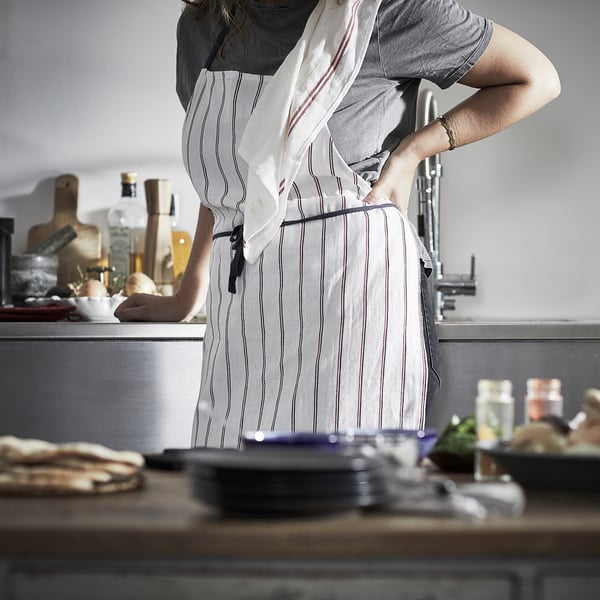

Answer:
[183,70,427,449]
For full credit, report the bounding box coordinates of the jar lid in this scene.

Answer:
[527,378,561,393]
[477,379,512,395]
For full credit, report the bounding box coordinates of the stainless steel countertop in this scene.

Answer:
[436,320,600,341]
[0,322,207,340]
[2,320,600,341]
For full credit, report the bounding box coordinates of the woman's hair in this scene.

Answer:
[181,1,248,25]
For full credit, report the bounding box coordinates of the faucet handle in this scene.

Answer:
[436,254,477,297]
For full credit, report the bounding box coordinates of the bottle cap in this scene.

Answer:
[121,172,138,184]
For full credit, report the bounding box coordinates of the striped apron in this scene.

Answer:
[183,69,428,449]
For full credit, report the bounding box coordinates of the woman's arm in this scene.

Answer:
[114,204,214,322]
[365,24,561,212]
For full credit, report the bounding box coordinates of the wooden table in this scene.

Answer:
[1,471,600,600]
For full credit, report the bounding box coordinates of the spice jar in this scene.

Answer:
[525,378,563,424]
[475,379,514,481]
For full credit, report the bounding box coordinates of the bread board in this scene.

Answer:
[27,174,102,286]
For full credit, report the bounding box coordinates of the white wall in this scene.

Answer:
[1,0,598,320]
[0,0,197,258]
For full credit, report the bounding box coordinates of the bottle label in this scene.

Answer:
[109,226,132,286]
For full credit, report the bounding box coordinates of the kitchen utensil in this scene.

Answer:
[27,174,102,286]
[11,254,58,304]
[143,179,174,293]
[0,217,14,305]
[26,224,78,255]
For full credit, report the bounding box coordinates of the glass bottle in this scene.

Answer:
[170,193,192,289]
[475,379,514,481]
[525,378,563,423]
[107,172,146,290]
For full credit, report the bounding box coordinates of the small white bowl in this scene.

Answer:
[27,295,126,322]
[61,295,126,322]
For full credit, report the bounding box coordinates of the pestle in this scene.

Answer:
[25,224,78,255]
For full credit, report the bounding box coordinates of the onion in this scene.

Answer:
[77,279,108,297]
[123,272,157,296]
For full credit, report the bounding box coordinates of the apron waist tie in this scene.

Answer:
[213,203,396,294]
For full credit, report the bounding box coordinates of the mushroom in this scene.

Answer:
[568,389,600,447]
[511,421,567,454]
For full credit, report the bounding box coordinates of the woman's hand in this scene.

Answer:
[114,204,214,323]
[114,292,194,323]
[363,137,422,215]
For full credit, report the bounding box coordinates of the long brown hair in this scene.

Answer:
[180,1,343,23]
[181,1,248,25]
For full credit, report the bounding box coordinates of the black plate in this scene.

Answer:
[192,483,388,515]
[481,446,600,492]
[144,447,240,471]
[185,447,383,474]
[186,447,389,515]
[192,472,388,498]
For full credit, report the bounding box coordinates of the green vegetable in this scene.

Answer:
[433,413,477,456]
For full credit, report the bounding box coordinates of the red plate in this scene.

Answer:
[0,304,78,322]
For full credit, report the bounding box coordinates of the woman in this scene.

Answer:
[115,0,560,448]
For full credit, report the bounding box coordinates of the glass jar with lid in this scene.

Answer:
[525,378,563,424]
[475,379,514,481]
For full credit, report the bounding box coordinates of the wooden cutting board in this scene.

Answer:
[27,174,102,287]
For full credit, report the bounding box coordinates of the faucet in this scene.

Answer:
[415,87,476,321]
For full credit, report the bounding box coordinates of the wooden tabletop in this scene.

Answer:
[1,470,600,560]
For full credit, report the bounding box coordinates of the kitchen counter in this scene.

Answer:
[436,320,600,341]
[0,322,207,453]
[0,321,206,340]
[3,319,600,340]
[1,470,600,560]
[1,470,600,600]
[4,319,600,452]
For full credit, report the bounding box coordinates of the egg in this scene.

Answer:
[123,272,157,296]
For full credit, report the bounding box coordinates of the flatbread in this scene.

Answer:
[0,436,145,496]
[0,436,144,467]
[0,473,144,496]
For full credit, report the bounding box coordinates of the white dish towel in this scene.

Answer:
[238,0,383,264]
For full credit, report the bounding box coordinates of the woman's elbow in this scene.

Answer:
[537,61,561,105]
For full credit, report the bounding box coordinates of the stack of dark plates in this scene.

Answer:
[187,448,390,516]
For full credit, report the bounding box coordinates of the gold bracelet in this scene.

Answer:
[437,115,456,151]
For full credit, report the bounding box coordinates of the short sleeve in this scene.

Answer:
[378,0,494,89]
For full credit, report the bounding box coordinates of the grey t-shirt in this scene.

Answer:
[176,0,493,182]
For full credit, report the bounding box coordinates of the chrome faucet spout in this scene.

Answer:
[415,87,477,321]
